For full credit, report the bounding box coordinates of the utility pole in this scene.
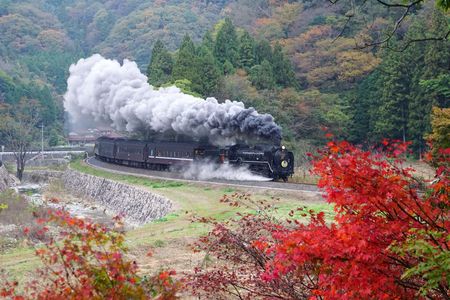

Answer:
[40,123,44,164]
[41,123,44,153]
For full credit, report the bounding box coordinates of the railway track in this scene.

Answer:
[85,157,320,193]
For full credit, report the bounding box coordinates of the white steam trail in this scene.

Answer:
[183,162,271,182]
[64,54,281,146]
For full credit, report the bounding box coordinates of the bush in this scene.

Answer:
[1,210,181,299]
[189,140,449,299]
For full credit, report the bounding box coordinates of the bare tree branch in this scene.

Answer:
[328,0,448,50]
[385,29,450,51]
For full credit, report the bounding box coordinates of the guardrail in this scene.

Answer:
[0,150,88,163]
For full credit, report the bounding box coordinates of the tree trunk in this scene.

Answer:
[15,152,26,181]
[16,159,23,180]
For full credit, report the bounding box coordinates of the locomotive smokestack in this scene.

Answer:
[64,54,282,145]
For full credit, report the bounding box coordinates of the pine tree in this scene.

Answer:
[223,60,235,75]
[375,47,412,142]
[201,31,215,52]
[196,46,221,97]
[172,35,199,84]
[407,11,449,155]
[348,70,383,144]
[214,18,239,68]
[238,31,255,70]
[403,17,429,155]
[147,40,173,87]
[271,42,297,88]
[421,10,450,108]
[254,40,272,65]
[250,60,275,90]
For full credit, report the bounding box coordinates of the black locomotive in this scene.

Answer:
[94,137,294,181]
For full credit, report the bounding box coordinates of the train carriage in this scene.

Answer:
[95,137,116,162]
[149,141,196,170]
[94,137,295,181]
[115,139,147,167]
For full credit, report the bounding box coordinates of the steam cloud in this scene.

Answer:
[64,54,282,145]
[182,161,271,182]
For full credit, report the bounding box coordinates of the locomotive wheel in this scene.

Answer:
[282,176,288,182]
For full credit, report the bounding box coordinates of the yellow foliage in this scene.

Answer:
[428,106,450,153]
[37,29,70,51]
[337,50,381,81]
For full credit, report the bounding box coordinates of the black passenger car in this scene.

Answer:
[95,137,223,170]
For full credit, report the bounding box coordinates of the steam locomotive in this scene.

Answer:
[94,137,294,181]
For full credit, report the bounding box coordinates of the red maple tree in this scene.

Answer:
[190,140,449,299]
[1,210,180,300]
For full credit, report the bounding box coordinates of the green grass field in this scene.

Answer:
[1,160,331,279]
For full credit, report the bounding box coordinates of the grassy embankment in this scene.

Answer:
[1,159,330,278]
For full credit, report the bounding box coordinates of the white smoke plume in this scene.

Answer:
[64,54,282,145]
[182,162,271,181]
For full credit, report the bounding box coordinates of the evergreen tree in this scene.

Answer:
[147,40,173,87]
[406,12,449,155]
[404,18,428,155]
[348,70,383,144]
[254,40,272,65]
[172,35,199,84]
[375,47,412,142]
[214,18,239,68]
[250,60,275,90]
[201,31,215,52]
[196,46,221,97]
[37,85,57,125]
[271,42,297,88]
[223,60,235,75]
[421,10,450,108]
[238,31,255,70]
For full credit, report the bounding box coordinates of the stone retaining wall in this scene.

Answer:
[0,165,17,192]
[22,170,64,183]
[61,169,172,225]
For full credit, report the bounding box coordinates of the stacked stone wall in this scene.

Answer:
[0,165,16,192]
[22,170,63,183]
[61,170,172,225]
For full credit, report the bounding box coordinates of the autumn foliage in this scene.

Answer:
[190,141,449,299]
[1,141,448,299]
[0,210,180,300]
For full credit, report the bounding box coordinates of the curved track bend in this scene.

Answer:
[85,157,320,194]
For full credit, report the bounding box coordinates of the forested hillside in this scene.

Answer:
[0,0,448,157]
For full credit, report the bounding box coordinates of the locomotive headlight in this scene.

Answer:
[281,145,286,150]
[281,160,288,168]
